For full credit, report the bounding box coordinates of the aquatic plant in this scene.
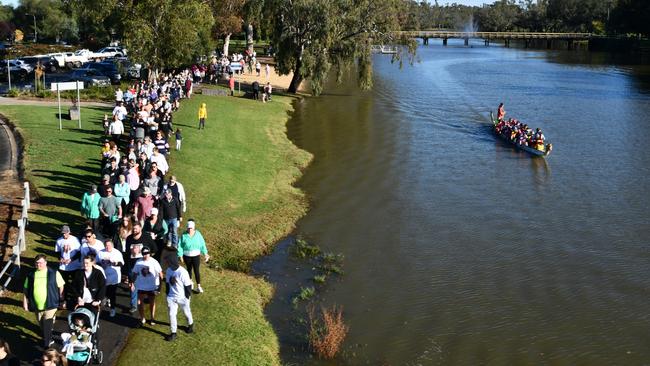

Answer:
[308,305,349,359]
[291,237,321,259]
[313,274,326,284]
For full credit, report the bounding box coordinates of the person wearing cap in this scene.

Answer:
[54,225,81,309]
[143,207,168,259]
[177,220,209,293]
[131,246,163,325]
[134,187,155,225]
[160,189,182,248]
[81,184,101,233]
[164,254,194,341]
[23,254,64,348]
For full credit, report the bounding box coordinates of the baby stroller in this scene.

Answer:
[63,307,103,365]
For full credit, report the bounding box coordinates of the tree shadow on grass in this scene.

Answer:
[0,297,43,362]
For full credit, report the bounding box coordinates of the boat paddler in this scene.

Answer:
[497,103,506,122]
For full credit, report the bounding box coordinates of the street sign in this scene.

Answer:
[50,81,84,91]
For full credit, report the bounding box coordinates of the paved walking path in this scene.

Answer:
[0,103,133,366]
[0,96,112,107]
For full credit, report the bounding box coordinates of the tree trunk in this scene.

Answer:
[288,72,304,94]
[223,33,232,56]
[288,55,304,93]
[245,23,254,54]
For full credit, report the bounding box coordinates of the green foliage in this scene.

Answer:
[6,88,19,97]
[313,274,326,284]
[292,286,316,308]
[271,0,411,95]
[123,0,215,71]
[291,237,321,259]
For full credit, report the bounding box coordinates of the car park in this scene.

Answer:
[20,55,58,72]
[97,46,127,57]
[68,68,111,87]
[81,61,122,84]
[0,59,34,78]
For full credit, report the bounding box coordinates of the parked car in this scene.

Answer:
[97,46,127,58]
[20,55,58,72]
[0,59,34,78]
[68,68,111,87]
[49,52,80,69]
[81,61,121,84]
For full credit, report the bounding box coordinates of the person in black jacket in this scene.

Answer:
[160,189,182,248]
[72,254,106,314]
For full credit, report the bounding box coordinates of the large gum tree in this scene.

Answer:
[271,0,415,95]
[122,0,214,76]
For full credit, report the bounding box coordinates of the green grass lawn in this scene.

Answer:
[0,93,312,365]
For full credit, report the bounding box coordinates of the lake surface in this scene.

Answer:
[254,40,650,365]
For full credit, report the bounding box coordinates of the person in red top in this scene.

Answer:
[229,76,235,97]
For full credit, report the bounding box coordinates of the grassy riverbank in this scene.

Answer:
[0,93,311,365]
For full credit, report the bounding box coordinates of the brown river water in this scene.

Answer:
[253,40,650,365]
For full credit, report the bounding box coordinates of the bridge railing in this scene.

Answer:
[0,182,30,293]
[396,31,591,39]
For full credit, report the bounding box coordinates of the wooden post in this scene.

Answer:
[76,81,81,129]
[464,37,469,46]
[443,38,447,46]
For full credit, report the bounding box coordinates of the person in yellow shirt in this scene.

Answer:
[23,254,64,348]
[197,103,207,130]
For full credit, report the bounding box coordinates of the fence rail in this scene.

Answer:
[0,182,30,293]
[397,31,592,40]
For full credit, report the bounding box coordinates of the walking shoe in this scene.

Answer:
[197,284,204,293]
[129,307,138,313]
[165,333,177,342]
[186,323,194,334]
[149,319,156,326]
[110,309,116,318]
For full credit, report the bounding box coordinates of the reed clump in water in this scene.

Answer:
[308,305,349,359]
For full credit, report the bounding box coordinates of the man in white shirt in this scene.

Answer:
[80,229,104,259]
[55,225,81,309]
[131,247,163,325]
[112,101,128,122]
[98,240,124,317]
[164,254,194,341]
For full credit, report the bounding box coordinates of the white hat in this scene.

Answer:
[151,207,158,215]
[187,221,195,229]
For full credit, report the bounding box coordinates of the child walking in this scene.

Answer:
[175,128,182,151]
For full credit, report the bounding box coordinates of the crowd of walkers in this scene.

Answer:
[21,69,214,365]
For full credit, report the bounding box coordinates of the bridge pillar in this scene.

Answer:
[423,37,429,45]
[505,39,510,48]
[443,38,448,46]
[567,39,574,50]
[464,37,469,46]
[485,38,490,46]
[547,40,552,49]
[524,39,530,48]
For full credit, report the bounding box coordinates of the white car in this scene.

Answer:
[2,59,33,75]
[97,46,127,58]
